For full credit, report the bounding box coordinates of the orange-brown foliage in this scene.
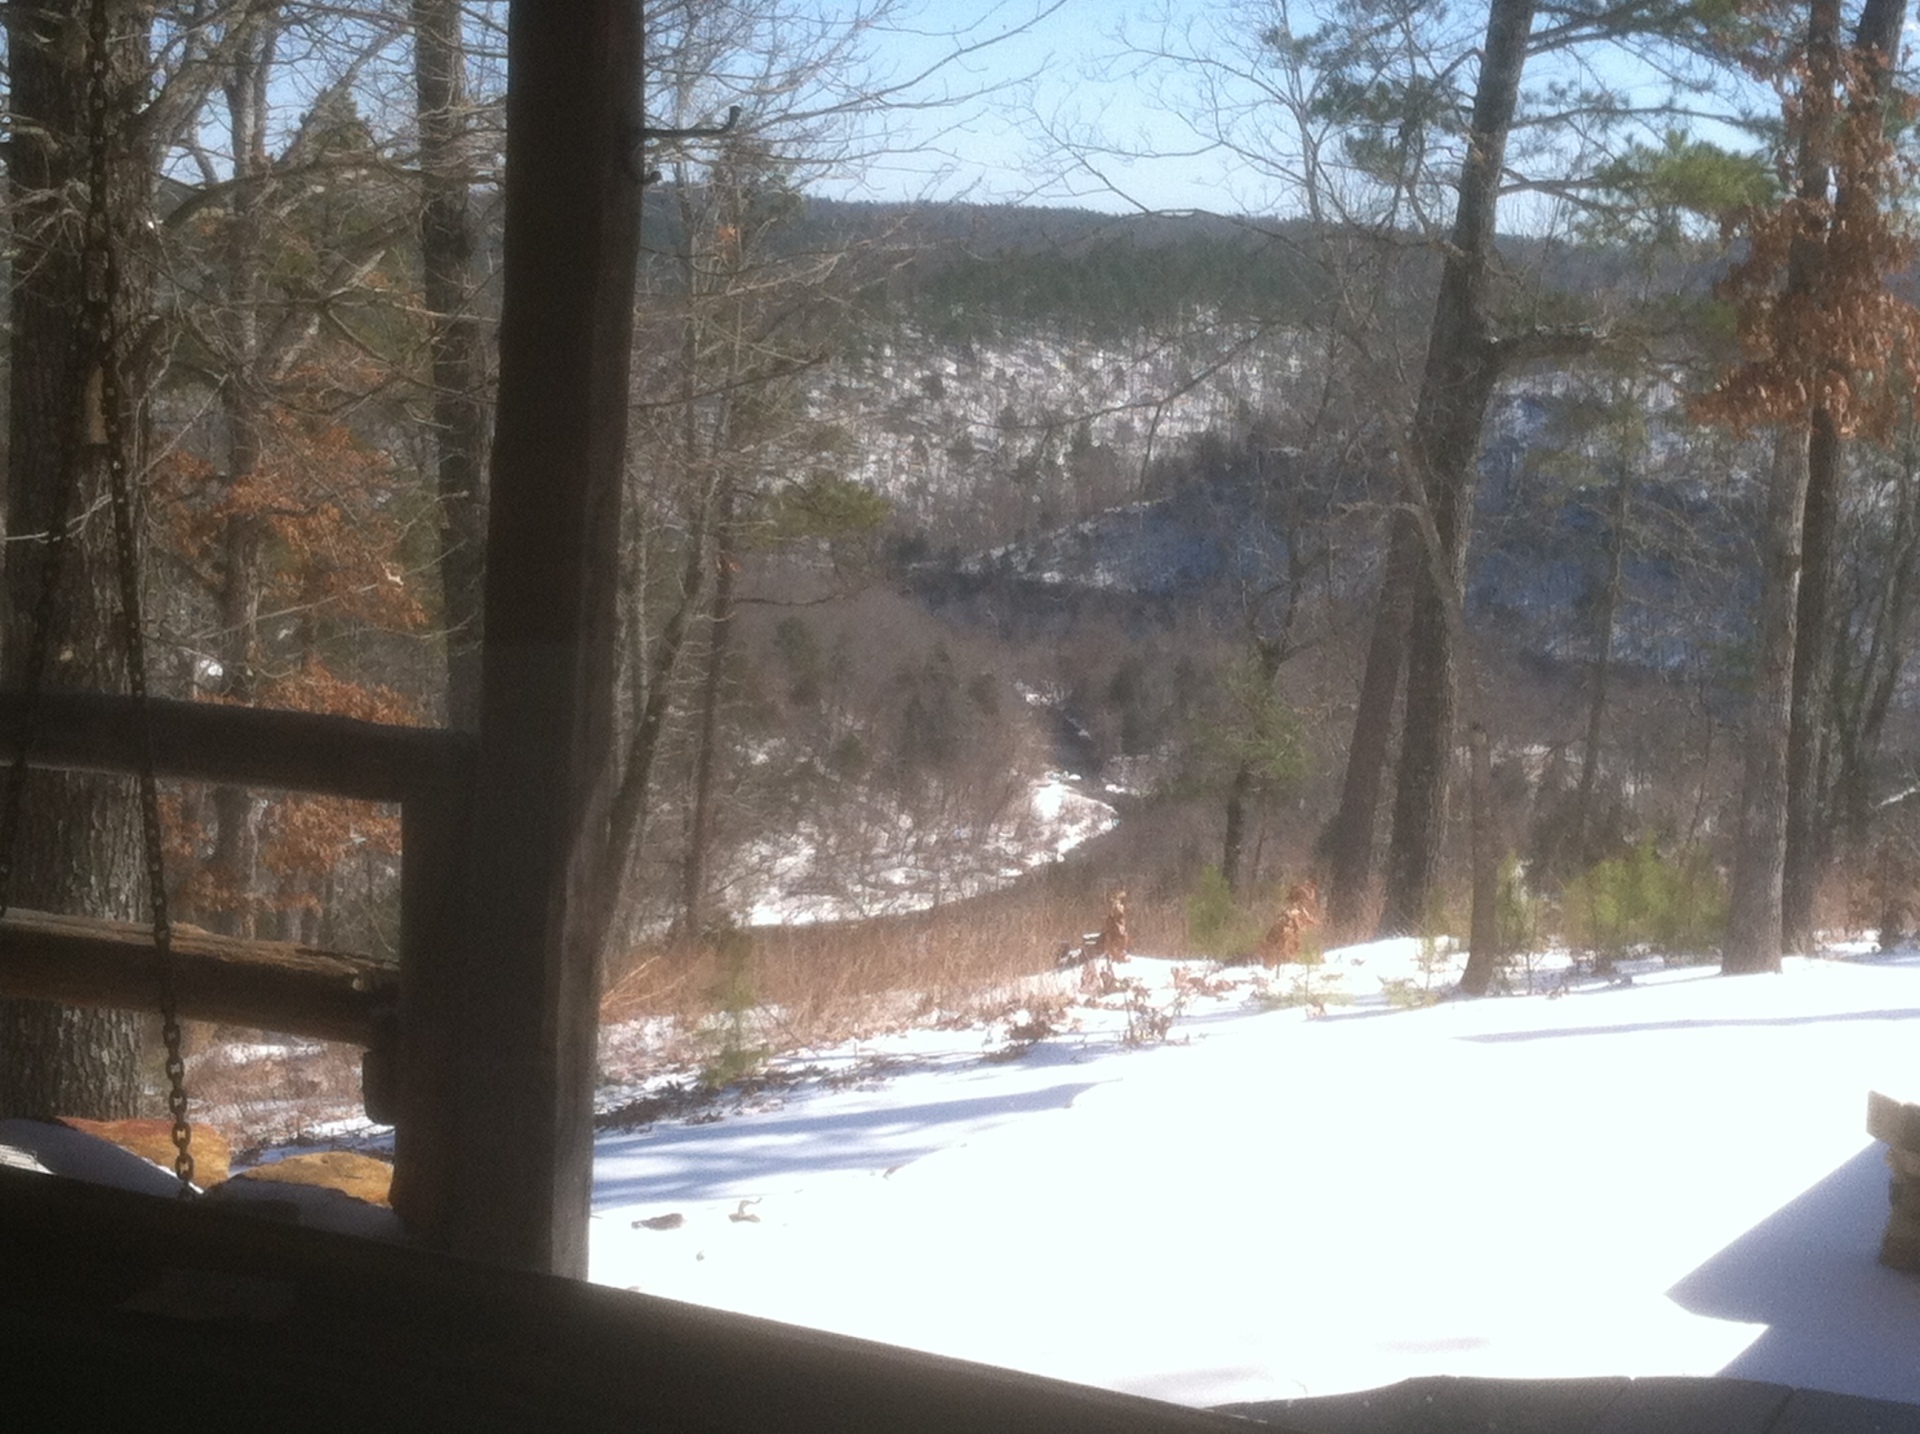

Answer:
[1691,25,1920,440]
[152,387,426,925]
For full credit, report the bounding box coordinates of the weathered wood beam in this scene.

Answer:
[4,1166,1254,1433]
[408,0,641,1275]
[0,689,472,803]
[0,908,394,1046]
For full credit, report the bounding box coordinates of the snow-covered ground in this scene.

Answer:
[590,942,1920,1410]
[737,772,1116,926]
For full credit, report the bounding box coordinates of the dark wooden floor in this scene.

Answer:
[1,1163,1242,1433]
[1221,1373,1920,1434]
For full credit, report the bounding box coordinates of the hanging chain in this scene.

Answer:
[85,0,194,1195]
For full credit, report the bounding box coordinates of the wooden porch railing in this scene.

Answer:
[0,688,472,1231]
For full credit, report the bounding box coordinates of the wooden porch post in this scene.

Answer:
[430,0,641,1275]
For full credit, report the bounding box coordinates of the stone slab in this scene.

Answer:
[1868,1092,1920,1153]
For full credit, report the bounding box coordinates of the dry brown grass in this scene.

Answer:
[600,855,1204,1049]
[1818,861,1884,946]
[178,1025,369,1159]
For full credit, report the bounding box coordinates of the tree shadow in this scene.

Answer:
[1462,1009,1920,1045]
[591,1078,1103,1207]
[1666,1143,1920,1405]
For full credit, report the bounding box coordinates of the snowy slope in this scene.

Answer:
[590,947,1920,1409]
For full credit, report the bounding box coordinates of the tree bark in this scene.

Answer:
[1224,634,1286,898]
[605,182,718,909]
[1830,452,1920,853]
[682,480,738,935]
[1725,0,1844,976]
[1377,0,1534,935]
[1726,435,1815,974]
[1781,0,1907,954]
[406,0,642,1274]
[1782,409,1837,954]
[1569,450,1633,877]
[1223,759,1255,897]
[1461,723,1501,996]
[0,0,156,1120]
[1323,516,1412,937]
[414,0,490,731]
[206,10,275,939]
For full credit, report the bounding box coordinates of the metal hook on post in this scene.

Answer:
[629,104,742,186]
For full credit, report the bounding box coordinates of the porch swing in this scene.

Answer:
[0,0,466,1221]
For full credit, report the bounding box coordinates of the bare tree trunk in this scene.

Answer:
[1569,454,1632,875]
[1781,0,1907,953]
[1726,0,1844,976]
[1782,410,1838,954]
[682,481,738,934]
[1832,448,1920,852]
[1223,759,1255,897]
[1224,632,1289,897]
[1323,517,1412,936]
[1461,723,1501,996]
[414,0,490,730]
[206,10,275,939]
[0,0,155,1119]
[1727,435,1814,974]
[605,192,716,903]
[1377,0,1532,935]
[606,504,708,900]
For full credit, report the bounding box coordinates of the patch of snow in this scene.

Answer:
[589,948,1920,1409]
[0,1117,187,1197]
[737,774,1115,927]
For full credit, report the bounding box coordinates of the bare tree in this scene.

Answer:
[606,0,1062,939]
[414,0,493,730]
[1699,0,1916,974]
[1089,0,1747,938]
[0,0,160,1117]
[1781,0,1908,954]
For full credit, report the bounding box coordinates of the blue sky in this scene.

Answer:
[811,0,1853,221]
[819,0,1243,213]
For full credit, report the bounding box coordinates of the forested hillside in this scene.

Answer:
[7,0,1920,1122]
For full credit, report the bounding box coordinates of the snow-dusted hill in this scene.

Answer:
[831,317,1756,669]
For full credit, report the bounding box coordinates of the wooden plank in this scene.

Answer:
[428,0,640,1275]
[0,689,472,803]
[1223,1379,1920,1434]
[0,1166,1254,1433]
[1771,1389,1920,1434]
[0,908,393,1046]
[1590,1377,1794,1434]
[387,781,469,1235]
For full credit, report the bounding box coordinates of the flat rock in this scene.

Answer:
[1867,1092,1920,1152]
